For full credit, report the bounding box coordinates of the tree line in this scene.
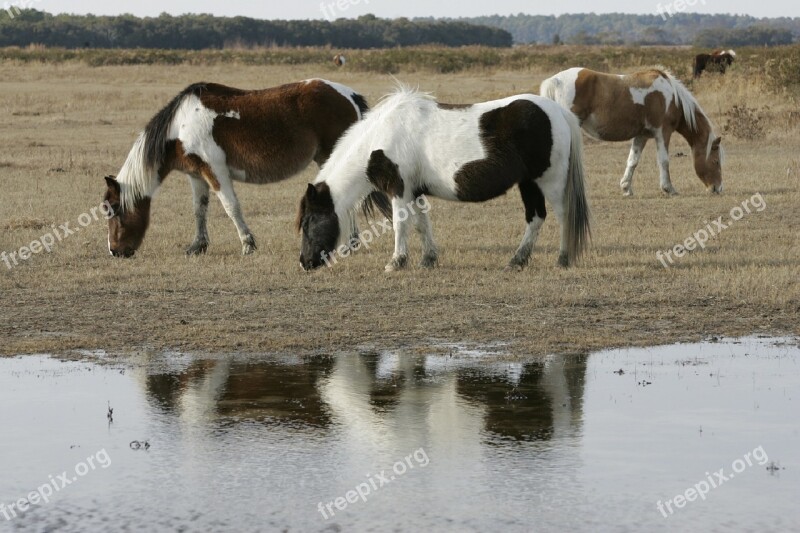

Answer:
[0,11,512,49]
[460,13,798,46]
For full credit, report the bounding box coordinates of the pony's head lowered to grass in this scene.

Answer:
[103,176,151,258]
[296,183,341,270]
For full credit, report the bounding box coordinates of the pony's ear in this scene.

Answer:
[305,183,318,201]
[104,175,120,193]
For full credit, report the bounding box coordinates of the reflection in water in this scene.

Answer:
[1,338,798,532]
[142,352,586,443]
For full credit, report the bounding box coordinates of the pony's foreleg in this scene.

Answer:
[655,131,678,195]
[507,180,547,271]
[412,203,438,268]
[186,176,210,256]
[621,136,648,197]
[211,167,256,255]
[385,196,411,272]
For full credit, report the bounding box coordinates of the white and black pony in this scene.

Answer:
[103,79,370,257]
[297,87,591,271]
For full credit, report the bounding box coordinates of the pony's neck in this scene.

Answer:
[677,110,713,156]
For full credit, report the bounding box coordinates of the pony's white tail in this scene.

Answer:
[540,75,568,109]
[560,107,592,266]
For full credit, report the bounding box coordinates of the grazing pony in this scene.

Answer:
[540,67,723,196]
[333,54,346,67]
[296,88,591,272]
[103,79,369,258]
[694,50,736,78]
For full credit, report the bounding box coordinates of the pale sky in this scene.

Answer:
[31,0,799,19]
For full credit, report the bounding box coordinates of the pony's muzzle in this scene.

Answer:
[710,183,723,194]
[111,249,136,258]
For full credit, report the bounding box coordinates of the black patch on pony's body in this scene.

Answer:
[351,93,369,117]
[518,180,546,222]
[454,100,553,203]
[366,150,405,198]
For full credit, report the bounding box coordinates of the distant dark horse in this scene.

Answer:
[694,50,736,78]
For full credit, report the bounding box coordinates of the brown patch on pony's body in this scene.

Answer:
[366,150,404,198]
[161,140,221,191]
[454,100,553,202]
[571,69,673,141]
[177,80,361,184]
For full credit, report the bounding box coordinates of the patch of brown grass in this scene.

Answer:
[0,61,797,357]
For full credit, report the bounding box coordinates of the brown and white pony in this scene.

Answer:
[103,79,369,257]
[694,50,736,78]
[540,67,723,196]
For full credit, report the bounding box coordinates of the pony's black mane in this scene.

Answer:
[351,92,369,117]
[143,83,208,171]
[361,191,393,220]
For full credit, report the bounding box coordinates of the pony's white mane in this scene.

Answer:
[115,132,159,212]
[656,66,719,158]
[374,84,436,111]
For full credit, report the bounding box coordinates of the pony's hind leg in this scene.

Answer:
[621,136,648,197]
[507,180,547,271]
[412,201,438,268]
[186,176,210,256]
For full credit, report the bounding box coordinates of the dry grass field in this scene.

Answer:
[0,55,797,357]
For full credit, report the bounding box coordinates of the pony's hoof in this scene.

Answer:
[420,254,439,269]
[504,263,524,272]
[185,241,208,256]
[557,253,570,268]
[347,234,362,252]
[622,189,634,197]
[384,256,408,272]
[241,235,257,256]
[662,186,679,196]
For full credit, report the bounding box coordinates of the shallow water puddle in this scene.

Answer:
[0,338,798,531]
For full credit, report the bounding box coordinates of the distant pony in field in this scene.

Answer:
[103,79,370,258]
[694,50,736,78]
[333,54,346,67]
[296,87,591,272]
[540,67,723,196]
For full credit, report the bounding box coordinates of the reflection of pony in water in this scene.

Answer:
[541,67,723,196]
[297,87,591,271]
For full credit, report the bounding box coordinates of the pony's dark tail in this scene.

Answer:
[561,107,592,267]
